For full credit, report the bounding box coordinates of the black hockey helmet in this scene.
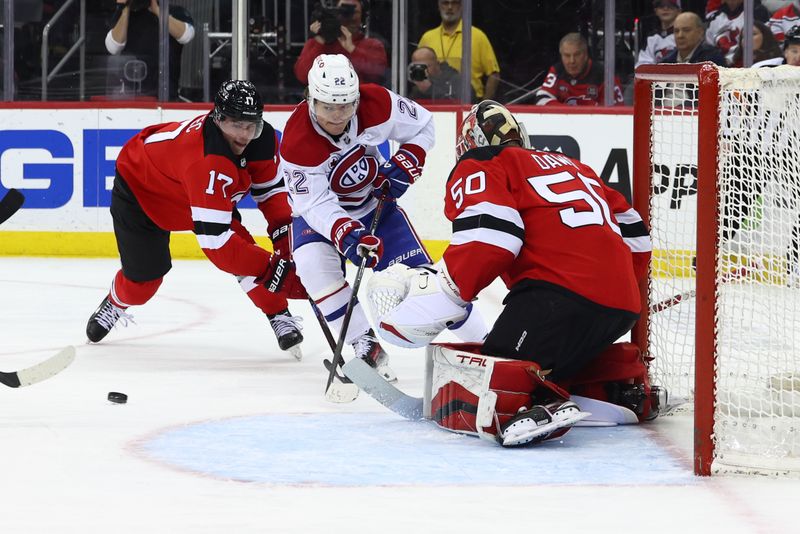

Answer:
[784,25,800,50]
[455,100,531,159]
[213,80,263,123]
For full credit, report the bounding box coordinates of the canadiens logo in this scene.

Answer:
[328,144,379,195]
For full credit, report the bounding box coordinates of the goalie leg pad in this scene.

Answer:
[560,342,663,421]
[427,344,576,443]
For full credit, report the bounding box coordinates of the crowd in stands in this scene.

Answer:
[6,0,800,104]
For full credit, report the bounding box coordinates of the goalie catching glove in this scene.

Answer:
[372,144,425,200]
[331,217,383,268]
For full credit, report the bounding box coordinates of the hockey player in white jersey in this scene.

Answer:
[279,54,486,380]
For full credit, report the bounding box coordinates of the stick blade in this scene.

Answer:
[342,357,423,420]
[0,188,25,225]
[14,346,75,387]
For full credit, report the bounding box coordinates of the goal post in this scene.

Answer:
[633,63,800,476]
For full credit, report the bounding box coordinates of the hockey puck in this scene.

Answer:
[107,391,128,404]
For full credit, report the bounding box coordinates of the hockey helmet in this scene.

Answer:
[455,100,531,159]
[307,54,360,105]
[784,25,800,50]
[213,80,264,137]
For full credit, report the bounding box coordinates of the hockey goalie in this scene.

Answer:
[365,100,662,447]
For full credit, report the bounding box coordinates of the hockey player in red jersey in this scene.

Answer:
[86,80,306,358]
[367,100,657,446]
[279,54,487,382]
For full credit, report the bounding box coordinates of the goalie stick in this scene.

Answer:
[649,263,753,314]
[0,346,76,388]
[324,194,388,398]
[342,357,424,420]
[0,188,24,225]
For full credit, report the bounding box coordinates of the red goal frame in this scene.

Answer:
[631,63,721,476]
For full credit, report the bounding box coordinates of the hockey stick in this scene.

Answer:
[324,195,387,400]
[0,188,24,225]
[342,357,424,420]
[649,263,753,314]
[308,297,360,402]
[0,346,75,388]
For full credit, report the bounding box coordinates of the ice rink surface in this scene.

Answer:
[1,257,799,533]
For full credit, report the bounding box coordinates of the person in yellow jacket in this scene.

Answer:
[417,0,500,101]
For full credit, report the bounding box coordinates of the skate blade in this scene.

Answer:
[287,345,303,361]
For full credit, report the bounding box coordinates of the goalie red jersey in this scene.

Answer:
[116,113,291,277]
[441,145,650,313]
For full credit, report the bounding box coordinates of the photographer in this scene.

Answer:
[408,46,472,103]
[105,0,195,99]
[294,0,387,86]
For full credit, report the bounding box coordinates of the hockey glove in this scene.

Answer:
[259,254,308,299]
[270,223,291,258]
[331,217,383,268]
[373,146,424,200]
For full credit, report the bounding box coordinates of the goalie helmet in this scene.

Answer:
[455,100,531,159]
[307,54,360,105]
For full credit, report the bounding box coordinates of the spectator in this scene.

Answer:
[407,46,472,102]
[417,0,500,101]
[637,0,681,67]
[732,20,783,66]
[659,12,726,64]
[706,0,769,66]
[767,1,800,42]
[294,0,387,86]
[754,23,800,65]
[105,0,194,99]
[533,32,623,106]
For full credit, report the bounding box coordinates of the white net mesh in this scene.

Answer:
[643,66,800,474]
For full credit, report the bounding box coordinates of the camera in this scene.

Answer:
[311,4,343,44]
[407,63,428,82]
[126,0,150,12]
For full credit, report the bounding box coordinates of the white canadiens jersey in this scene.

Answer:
[278,84,434,240]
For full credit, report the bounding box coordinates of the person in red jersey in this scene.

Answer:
[534,32,623,106]
[368,101,658,447]
[85,80,306,358]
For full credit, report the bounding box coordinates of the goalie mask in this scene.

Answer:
[455,100,531,159]
[366,264,469,348]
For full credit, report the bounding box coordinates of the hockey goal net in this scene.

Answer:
[633,63,800,476]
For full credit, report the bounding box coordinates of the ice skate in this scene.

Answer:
[86,294,134,343]
[352,329,397,382]
[498,400,590,447]
[268,309,304,360]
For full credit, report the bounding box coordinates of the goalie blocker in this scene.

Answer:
[424,343,663,447]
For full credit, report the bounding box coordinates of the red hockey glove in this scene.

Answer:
[331,217,383,268]
[270,223,291,258]
[373,146,424,200]
[259,255,307,299]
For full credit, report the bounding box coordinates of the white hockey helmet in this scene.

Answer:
[307,54,360,105]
